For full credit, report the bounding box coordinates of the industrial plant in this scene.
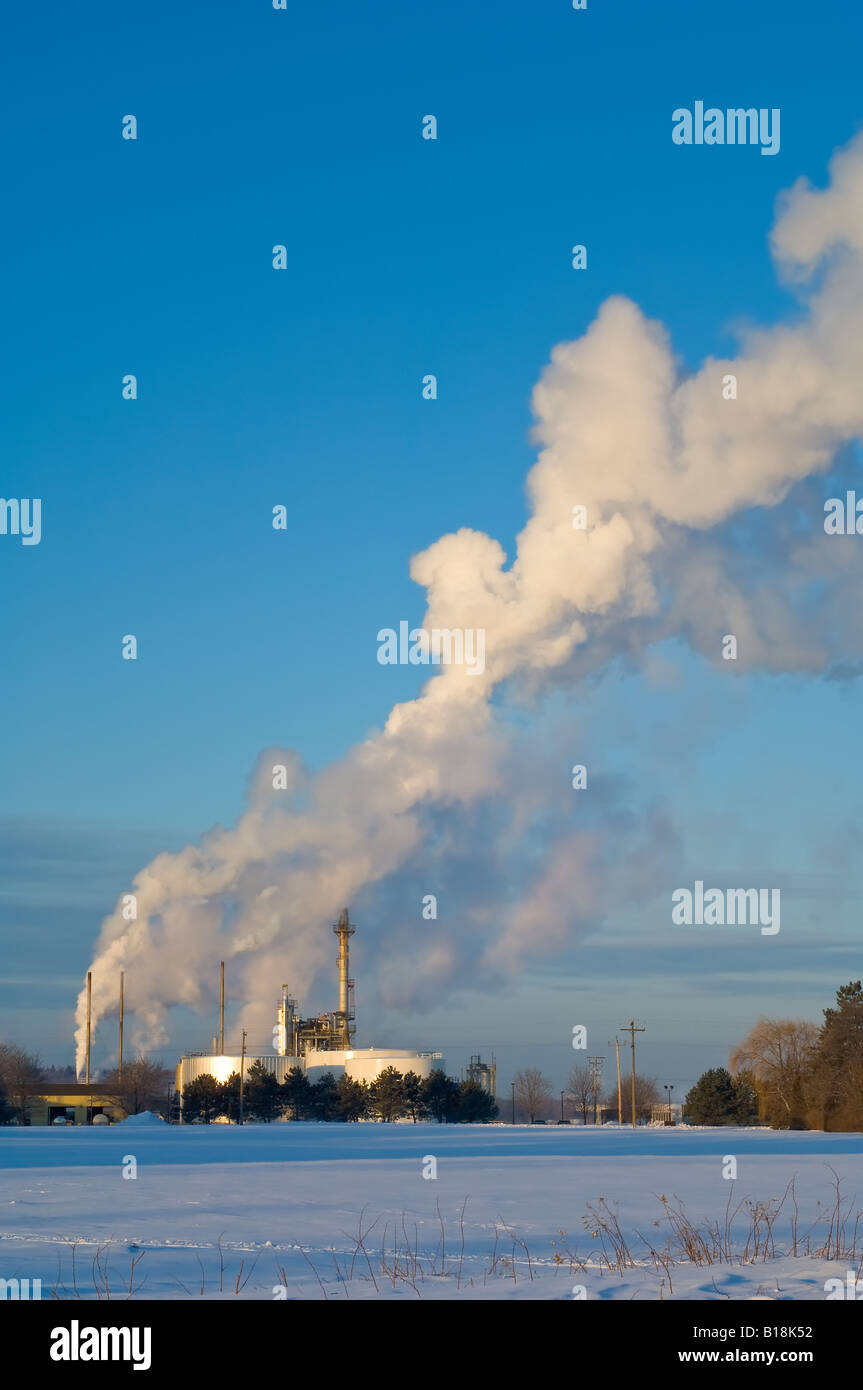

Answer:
[175,909,447,1104]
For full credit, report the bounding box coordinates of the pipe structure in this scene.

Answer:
[219,960,225,1055]
[85,971,92,1084]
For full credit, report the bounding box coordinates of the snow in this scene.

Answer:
[119,1111,165,1126]
[0,1124,860,1300]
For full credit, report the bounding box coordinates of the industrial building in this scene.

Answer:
[175,909,444,1109]
[21,1083,125,1126]
[466,1054,496,1098]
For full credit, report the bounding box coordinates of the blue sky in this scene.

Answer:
[2,0,862,1097]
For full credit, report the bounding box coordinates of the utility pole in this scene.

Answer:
[620,1020,645,1128]
[588,1056,604,1124]
[511,1081,516,1125]
[118,971,124,1081]
[238,1029,247,1126]
[609,1038,623,1125]
[85,971,92,1085]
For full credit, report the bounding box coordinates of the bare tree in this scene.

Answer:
[102,1056,173,1117]
[0,1043,42,1123]
[514,1067,553,1124]
[731,1018,818,1128]
[567,1065,595,1125]
[602,1074,658,1125]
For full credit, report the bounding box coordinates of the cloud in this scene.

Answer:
[75,136,863,1073]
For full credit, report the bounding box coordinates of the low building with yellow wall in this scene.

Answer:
[21,1083,126,1126]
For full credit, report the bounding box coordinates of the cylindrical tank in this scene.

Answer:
[175,1047,445,1095]
[343,1049,444,1085]
[176,1053,301,1092]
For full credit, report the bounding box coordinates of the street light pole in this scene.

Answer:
[511,1081,515,1125]
[560,1090,565,1123]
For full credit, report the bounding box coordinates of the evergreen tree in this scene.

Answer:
[308,1072,339,1121]
[685,1068,741,1125]
[731,1069,760,1125]
[455,1079,498,1123]
[402,1070,426,1122]
[0,1082,14,1125]
[218,1071,242,1123]
[334,1073,368,1122]
[280,1065,312,1121]
[245,1060,281,1122]
[812,981,863,1130]
[368,1066,406,1122]
[181,1073,222,1124]
[421,1069,460,1123]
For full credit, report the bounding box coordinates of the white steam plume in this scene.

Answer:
[75,137,863,1074]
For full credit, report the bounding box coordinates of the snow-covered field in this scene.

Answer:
[1,1123,861,1300]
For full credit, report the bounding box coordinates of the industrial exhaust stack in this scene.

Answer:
[176,910,443,1112]
[333,908,356,1048]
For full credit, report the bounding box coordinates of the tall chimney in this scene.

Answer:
[85,971,92,1085]
[118,971,124,1079]
[219,961,225,1055]
[333,909,355,1047]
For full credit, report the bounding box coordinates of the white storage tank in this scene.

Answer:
[343,1049,445,1085]
[176,1053,301,1093]
[303,1049,349,1083]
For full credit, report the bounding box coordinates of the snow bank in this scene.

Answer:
[120,1110,166,1125]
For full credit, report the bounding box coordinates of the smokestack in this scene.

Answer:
[85,971,92,1084]
[219,961,225,1055]
[276,987,287,1057]
[333,909,355,1047]
[118,971,124,1079]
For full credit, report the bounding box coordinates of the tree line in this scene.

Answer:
[0,1047,174,1124]
[508,1064,661,1124]
[181,1063,499,1124]
[8,978,860,1131]
[686,981,863,1129]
